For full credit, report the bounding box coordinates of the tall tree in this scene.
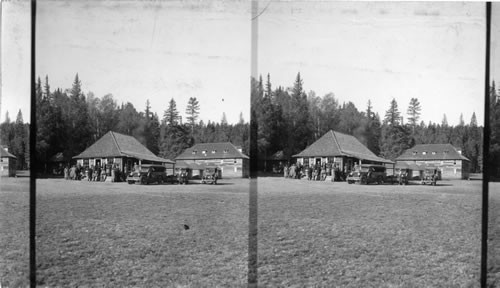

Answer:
[185,97,200,132]
[164,98,179,126]
[406,97,422,133]
[12,110,26,169]
[442,114,448,127]
[470,112,478,127]
[384,98,401,126]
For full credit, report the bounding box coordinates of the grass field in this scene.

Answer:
[36,178,249,287]
[4,176,485,287]
[488,182,500,287]
[0,177,29,288]
[258,177,481,287]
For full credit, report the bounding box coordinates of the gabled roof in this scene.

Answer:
[73,131,174,164]
[395,144,470,161]
[293,130,393,164]
[0,145,16,159]
[175,142,249,160]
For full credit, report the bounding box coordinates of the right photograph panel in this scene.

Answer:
[489,2,500,287]
[254,2,485,286]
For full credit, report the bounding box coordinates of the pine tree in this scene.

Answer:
[442,114,448,127]
[406,98,421,132]
[384,98,401,126]
[163,98,179,126]
[459,113,465,126]
[185,97,200,132]
[366,100,373,119]
[470,112,478,127]
[221,112,228,125]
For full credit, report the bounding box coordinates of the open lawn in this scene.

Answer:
[488,182,500,287]
[0,177,30,288]
[258,178,481,287]
[36,178,249,287]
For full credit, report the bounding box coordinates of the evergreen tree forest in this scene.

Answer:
[27,74,249,173]
[252,73,485,173]
[490,80,500,177]
[0,109,30,169]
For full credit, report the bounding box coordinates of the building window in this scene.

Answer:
[202,150,207,154]
[444,151,449,154]
[192,150,197,155]
[432,152,436,155]
[412,151,417,155]
[223,149,228,153]
[422,152,427,155]
[212,150,216,154]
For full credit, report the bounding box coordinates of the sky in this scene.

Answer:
[1,1,498,127]
[2,0,251,124]
[1,0,31,122]
[256,1,486,126]
[492,3,500,88]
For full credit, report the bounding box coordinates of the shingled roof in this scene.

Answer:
[0,145,16,159]
[73,131,174,164]
[175,142,249,160]
[395,144,470,161]
[293,130,393,164]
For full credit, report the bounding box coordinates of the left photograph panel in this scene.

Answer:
[0,0,31,287]
[35,0,251,286]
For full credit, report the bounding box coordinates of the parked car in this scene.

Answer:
[201,167,219,184]
[421,168,438,186]
[127,164,168,185]
[177,168,190,185]
[347,164,386,185]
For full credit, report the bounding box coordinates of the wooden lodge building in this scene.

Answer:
[73,131,174,174]
[293,130,393,171]
[395,144,470,180]
[0,145,17,177]
[175,142,249,178]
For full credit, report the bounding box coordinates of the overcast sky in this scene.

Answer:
[257,1,486,126]
[1,0,30,122]
[1,1,498,127]
[2,0,251,124]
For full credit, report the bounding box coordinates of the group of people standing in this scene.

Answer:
[63,163,124,182]
[283,162,349,182]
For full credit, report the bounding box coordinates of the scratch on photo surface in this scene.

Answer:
[252,0,271,21]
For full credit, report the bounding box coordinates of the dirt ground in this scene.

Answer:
[258,177,482,287]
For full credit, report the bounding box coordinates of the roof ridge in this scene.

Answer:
[330,130,344,155]
[109,131,123,156]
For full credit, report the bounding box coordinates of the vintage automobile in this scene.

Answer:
[421,168,438,186]
[347,164,386,185]
[177,168,190,185]
[397,168,410,185]
[201,167,219,184]
[126,164,168,185]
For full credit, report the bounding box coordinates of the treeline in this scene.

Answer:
[33,74,249,172]
[252,73,483,173]
[490,81,500,177]
[0,110,30,169]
